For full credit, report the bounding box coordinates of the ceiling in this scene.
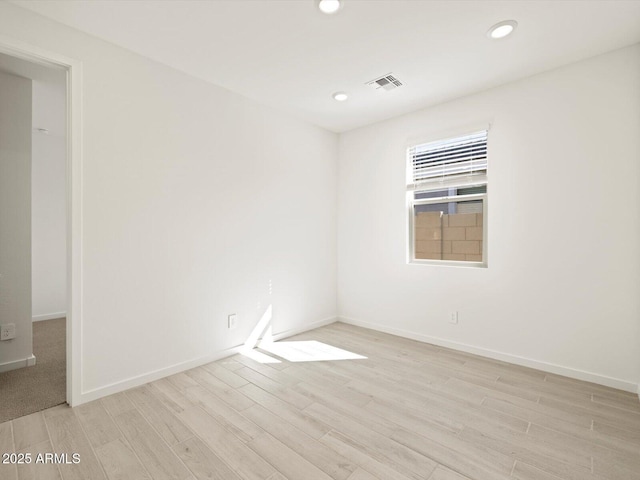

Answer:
[10,0,640,133]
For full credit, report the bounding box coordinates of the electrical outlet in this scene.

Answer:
[448,312,458,325]
[1,323,16,341]
[228,314,237,330]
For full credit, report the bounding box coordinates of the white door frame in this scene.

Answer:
[0,34,83,406]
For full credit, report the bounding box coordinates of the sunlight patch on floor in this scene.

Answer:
[240,302,365,363]
[240,347,282,364]
[260,340,367,362]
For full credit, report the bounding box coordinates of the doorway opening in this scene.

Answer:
[0,37,82,417]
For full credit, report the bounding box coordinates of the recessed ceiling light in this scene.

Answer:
[332,92,348,102]
[318,0,342,15]
[487,20,518,39]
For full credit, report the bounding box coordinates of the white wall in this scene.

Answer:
[0,3,337,399]
[0,70,34,372]
[32,77,67,321]
[338,44,640,391]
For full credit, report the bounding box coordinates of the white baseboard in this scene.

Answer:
[79,345,244,404]
[0,354,36,373]
[32,312,67,322]
[271,316,337,342]
[77,316,338,405]
[339,316,639,394]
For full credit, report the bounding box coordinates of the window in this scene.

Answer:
[407,130,488,266]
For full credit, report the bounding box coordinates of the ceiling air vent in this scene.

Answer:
[366,73,403,91]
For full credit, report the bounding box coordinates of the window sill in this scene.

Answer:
[408,259,487,268]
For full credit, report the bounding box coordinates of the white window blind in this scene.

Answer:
[409,130,488,185]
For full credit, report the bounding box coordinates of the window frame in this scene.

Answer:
[406,130,489,268]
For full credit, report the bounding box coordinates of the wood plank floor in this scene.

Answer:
[1,322,639,480]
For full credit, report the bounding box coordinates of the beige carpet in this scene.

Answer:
[0,318,66,423]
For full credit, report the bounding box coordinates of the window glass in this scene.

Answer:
[407,130,488,265]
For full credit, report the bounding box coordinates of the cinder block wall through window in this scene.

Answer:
[415,212,483,261]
